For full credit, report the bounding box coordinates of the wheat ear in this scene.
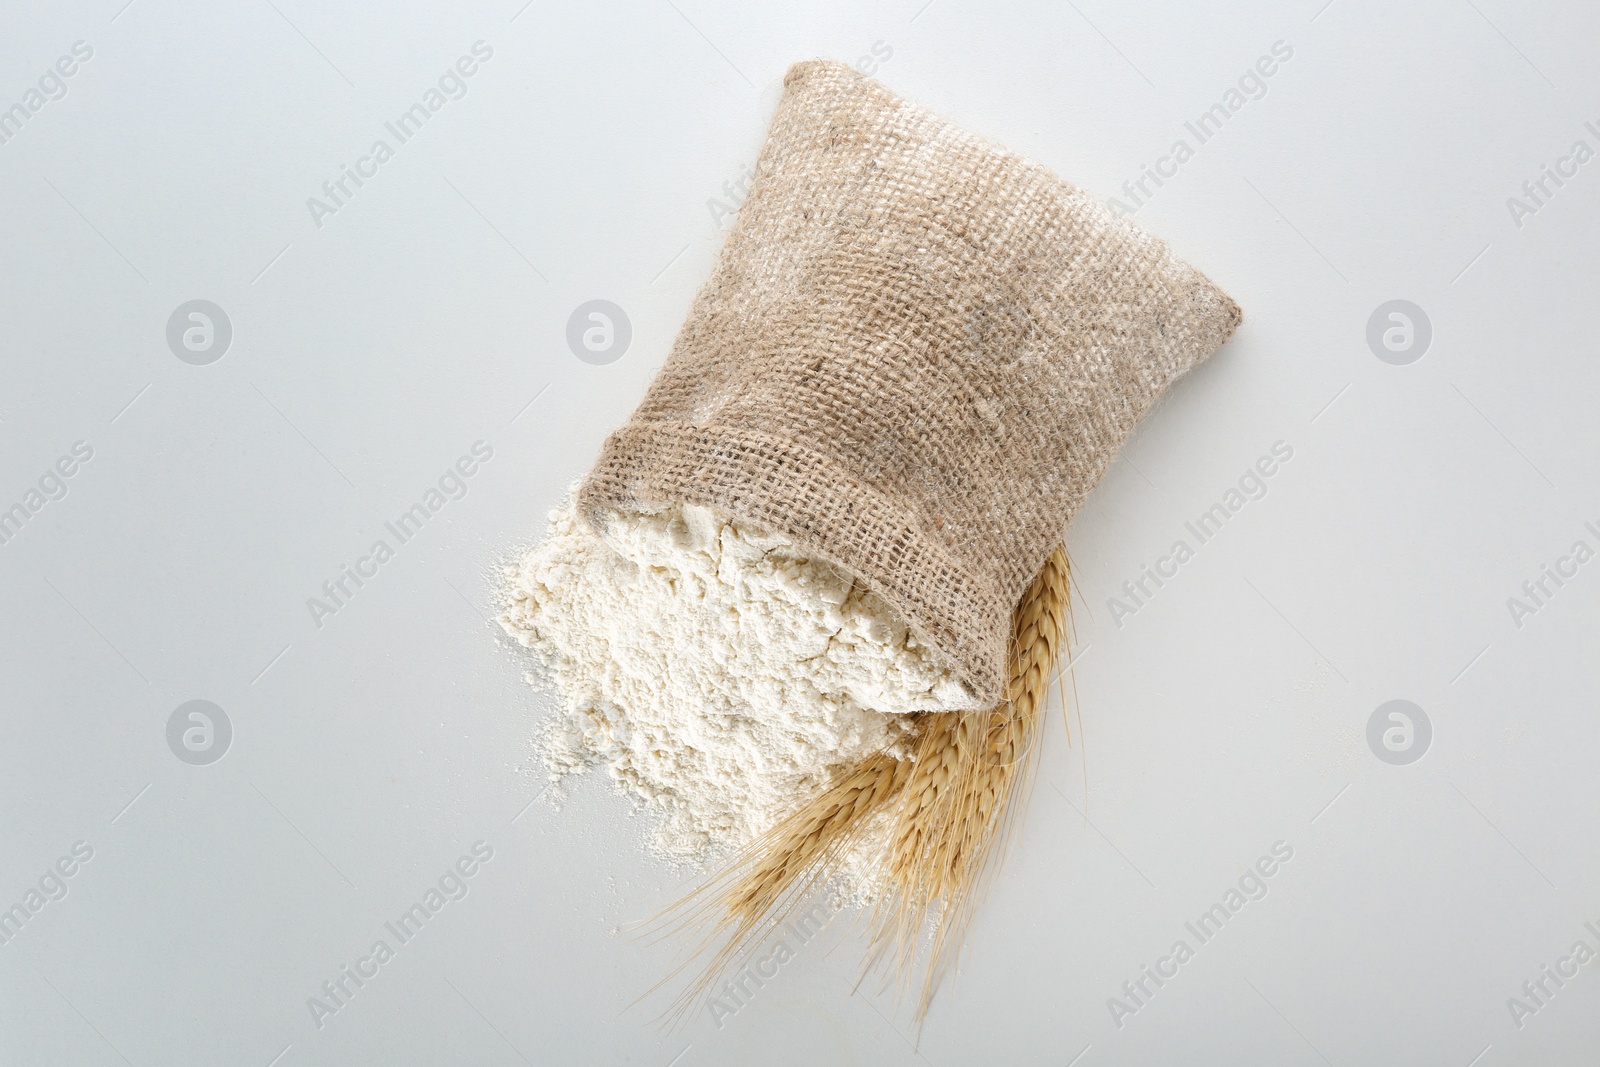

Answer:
[644,751,911,1027]
[652,546,1071,1027]
[863,544,1071,1021]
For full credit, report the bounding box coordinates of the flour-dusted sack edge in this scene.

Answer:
[579,59,1242,707]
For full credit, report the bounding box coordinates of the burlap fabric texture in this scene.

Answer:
[578,59,1241,708]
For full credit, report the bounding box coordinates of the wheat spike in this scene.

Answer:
[865,544,1071,1021]
[645,751,911,1026]
[653,546,1072,1028]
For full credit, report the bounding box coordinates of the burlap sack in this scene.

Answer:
[578,59,1240,708]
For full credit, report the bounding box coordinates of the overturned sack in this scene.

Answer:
[578,59,1241,707]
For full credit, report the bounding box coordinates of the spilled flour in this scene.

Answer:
[498,498,972,870]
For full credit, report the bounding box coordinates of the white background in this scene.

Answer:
[3,0,1598,1063]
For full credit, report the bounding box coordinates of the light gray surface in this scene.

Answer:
[3,0,1597,1063]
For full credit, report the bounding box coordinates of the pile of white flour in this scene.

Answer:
[498,498,972,864]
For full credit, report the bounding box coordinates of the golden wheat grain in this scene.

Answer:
[657,546,1071,1028]
[649,750,911,1025]
[865,544,1070,1021]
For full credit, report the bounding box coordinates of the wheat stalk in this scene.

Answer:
[645,751,911,1026]
[654,545,1072,1028]
[865,543,1070,1021]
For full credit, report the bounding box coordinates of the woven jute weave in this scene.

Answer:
[578,59,1241,707]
